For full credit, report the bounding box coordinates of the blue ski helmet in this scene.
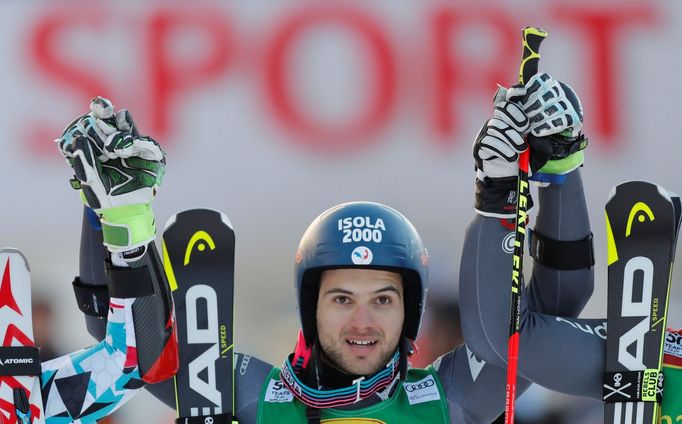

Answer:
[294,202,429,345]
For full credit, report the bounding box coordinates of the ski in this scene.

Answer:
[603,181,680,424]
[0,249,45,424]
[662,328,682,421]
[163,209,237,424]
[660,192,682,420]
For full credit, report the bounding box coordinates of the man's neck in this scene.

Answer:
[317,355,364,389]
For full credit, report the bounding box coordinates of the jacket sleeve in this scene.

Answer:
[41,297,144,422]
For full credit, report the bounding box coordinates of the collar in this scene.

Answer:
[280,349,401,409]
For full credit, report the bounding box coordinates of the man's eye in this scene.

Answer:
[376,296,391,305]
[334,296,350,304]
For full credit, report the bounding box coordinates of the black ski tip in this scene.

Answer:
[165,208,233,232]
[607,180,673,204]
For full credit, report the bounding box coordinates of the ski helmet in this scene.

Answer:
[294,201,429,345]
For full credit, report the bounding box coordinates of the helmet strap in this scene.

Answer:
[407,338,419,357]
[398,336,410,381]
[291,329,312,372]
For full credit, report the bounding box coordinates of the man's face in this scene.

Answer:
[316,268,404,376]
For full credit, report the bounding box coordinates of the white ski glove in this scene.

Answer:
[472,86,533,218]
[473,85,530,181]
[523,73,583,138]
[521,73,588,177]
[57,97,166,255]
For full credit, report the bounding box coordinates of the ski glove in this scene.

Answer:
[473,86,530,181]
[472,86,533,218]
[522,73,583,138]
[57,97,166,254]
[521,73,588,177]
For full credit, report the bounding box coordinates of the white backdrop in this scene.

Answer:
[0,1,680,422]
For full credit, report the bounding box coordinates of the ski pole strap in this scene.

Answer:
[0,346,41,376]
[528,229,595,270]
[545,132,588,161]
[72,277,110,317]
[602,369,664,403]
[175,414,238,424]
[105,262,155,298]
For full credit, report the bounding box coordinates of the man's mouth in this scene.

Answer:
[347,339,377,346]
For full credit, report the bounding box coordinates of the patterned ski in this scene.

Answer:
[163,209,237,424]
[0,249,44,424]
[603,181,680,424]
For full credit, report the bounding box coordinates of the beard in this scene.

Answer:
[317,331,401,376]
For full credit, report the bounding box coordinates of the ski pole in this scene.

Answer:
[504,26,547,424]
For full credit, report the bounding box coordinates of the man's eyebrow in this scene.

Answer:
[374,286,401,298]
[322,288,354,296]
[322,286,401,297]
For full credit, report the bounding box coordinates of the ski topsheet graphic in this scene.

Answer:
[604,181,680,424]
[0,249,44,424]
[163,209,237,424]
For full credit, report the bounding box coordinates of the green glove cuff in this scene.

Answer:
[101,203,156,252]
[538,150,584,175]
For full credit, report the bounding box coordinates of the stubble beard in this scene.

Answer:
[318,332,400,376]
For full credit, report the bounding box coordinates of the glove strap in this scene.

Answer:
[101,204,156,253]
[529,229,595,270]
[474,176,534,218]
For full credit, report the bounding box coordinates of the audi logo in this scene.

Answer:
[405,380,435,392]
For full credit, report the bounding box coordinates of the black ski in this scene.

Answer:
[163,209,237,424]
[603,181,680,424]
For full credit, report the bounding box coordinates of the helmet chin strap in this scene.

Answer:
[291,329,312,372]
[398,335,411,380]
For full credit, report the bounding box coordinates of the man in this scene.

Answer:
[61,73,604,423]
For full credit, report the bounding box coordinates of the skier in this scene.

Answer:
[460,74,681,419]
[27,99,180,423]
[59,71,612,424]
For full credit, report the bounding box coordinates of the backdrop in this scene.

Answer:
[0,1,679,422]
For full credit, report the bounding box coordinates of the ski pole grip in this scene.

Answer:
[518,27,547,85]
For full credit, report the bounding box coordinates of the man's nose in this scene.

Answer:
[348,304,375,331]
